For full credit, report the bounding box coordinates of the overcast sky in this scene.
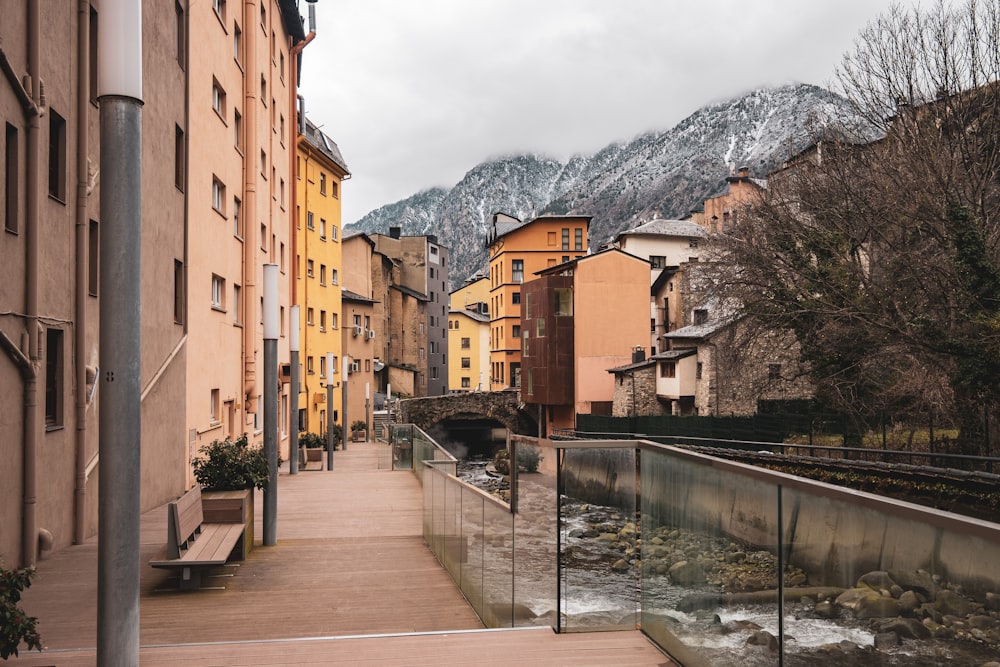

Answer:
[300,0,904,225]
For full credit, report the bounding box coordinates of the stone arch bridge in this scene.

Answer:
[397,390,537,435]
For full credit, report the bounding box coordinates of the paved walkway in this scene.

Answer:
[10,441,672,665]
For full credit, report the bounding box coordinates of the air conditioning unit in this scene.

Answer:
[367,330,375,340]
[350,361,359,374]
[353,325,363,336]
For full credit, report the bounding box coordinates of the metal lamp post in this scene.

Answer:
[289,305,299,474]
[326,352,335,470]
[263,264,278,546]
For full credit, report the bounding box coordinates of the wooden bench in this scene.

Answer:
[150,485,246,591]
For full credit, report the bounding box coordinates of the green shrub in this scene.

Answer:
[516,445,543,473]
[0,564,42,659]
[192,433,269,491]
[299,425,341,450]
[351,420,367,432]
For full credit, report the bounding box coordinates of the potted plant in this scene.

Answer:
[0,564,42,659]
[191,433,268,556]
[298,431,324,464]
[351,419,368,442]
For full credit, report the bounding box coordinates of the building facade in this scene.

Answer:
[486,213,590,391]
[295,117,349,439]
[520,249,649,433]
[371,228,450,397]
[448,275,490,392]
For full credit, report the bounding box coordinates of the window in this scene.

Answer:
[461,357,471,369]
[174,125,185,191]
[330,312,338,329]
[307,211,314,229]
[364,315,371,329]
[650,255,666,270]
[260,149,266,176]
[5,123,18,233]
[42,327,64,428]
[689,238,699,248]
[280,242,285,272]
[330,224,338,241]
[233,22,242,64]
[694,309,708,325]
[461,337,470,349]
[696,362,703,380]
[512,292,521,305]
[233,284,242,324]
[512,325,520,338]
[88,220,99,296]
[547,231,556,246]
[212,177,225,214]
[173,259,184,323]
[232,196,242,237]
[320,310,326,331]
[212,79,226,118]
[307,356,314,374]
[575,228,583,250]
[306,307,314,325]
[260,223,267,251]
[320,173,326,195]
[561,227,569,250]
[319,264,326,285]
[660,362,676,378]
[768,363,782,380]
[554,288,572,316]
[210,388,220,424]
[212,0,226,22]
[461,377,471,389]
[260,2,266,27]
[211,274,225,310]
[89,7,99,103]
[320,218,326,240]
[175,1,185,70]
[279,178,285,208]
[233,109,242,151]
[307,259,314,277]
[260,74,266,101]
[319,355,326,377]
[331,181,339,198]
[48,110,66,201]
[279,51,285,82]
[535,318,545,337]
[512,259,524,283]
[331,269,338,285]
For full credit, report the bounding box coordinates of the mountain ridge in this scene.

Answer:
[347,83,864,289]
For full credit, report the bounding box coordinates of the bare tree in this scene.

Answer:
[706,0,1000,454]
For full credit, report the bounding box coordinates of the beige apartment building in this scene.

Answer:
[184,0,305,475]
[1,0,312,568]
[1,2,188,566]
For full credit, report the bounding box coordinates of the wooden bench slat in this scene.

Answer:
[180,523,245,565]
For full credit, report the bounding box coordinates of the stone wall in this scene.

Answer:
[611,365,670,417]
[398,390,535,434]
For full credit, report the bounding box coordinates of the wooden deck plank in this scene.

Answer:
[10,442,674,666]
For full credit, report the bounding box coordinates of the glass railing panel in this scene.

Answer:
[391,424,414,470]
[442,472,462,582]
[460,485,486,619]
[558,445,638,632]
[640,449,779,666]
[482,499,514,628]
[777,486,1000,665]
[431,465,446,559]
[512,436,559,628]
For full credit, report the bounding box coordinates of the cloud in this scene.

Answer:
[300,0,899,224]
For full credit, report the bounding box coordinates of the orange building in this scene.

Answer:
[485,213,590,391]
[697,166,766,233]
[520,249,650,433]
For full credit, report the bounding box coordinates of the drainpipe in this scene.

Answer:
[73,0,91,547]
[243,0,258,418]
[21,0,43,570]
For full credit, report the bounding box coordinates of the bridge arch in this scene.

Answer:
[397,391,536,436]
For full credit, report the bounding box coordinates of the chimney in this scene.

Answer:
[389,226,401,239]
[737,166,750,178]
[632,347,646,364]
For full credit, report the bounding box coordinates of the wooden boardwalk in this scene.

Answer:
[11,442,673,666]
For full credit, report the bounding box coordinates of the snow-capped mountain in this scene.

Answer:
[347,83,865,289]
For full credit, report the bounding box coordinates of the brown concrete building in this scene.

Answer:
[0,1,311,568]
[1,2,188,566]
[370,228,450,397]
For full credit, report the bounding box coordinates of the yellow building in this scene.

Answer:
[295,118,350,439]
[448,275,491,392]
[485,213,591,391]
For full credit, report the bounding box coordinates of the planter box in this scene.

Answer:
[201,488,254,559]
[352,430,367,443]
